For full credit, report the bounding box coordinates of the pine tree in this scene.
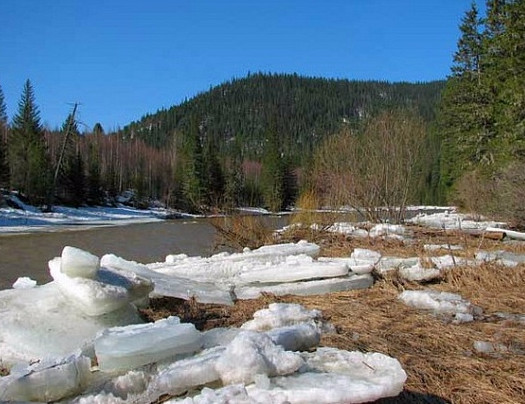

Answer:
[9,80,52,205]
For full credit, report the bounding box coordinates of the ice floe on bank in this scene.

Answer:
[398,290,483,323]
[0,299,407,403]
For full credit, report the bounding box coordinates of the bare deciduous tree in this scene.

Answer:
[312,110,427,223]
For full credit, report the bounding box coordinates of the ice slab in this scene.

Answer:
[246,348,406,403]
[369,223,406,238]
[376,256,421,275]
[202,328,242,349]
[352,248,381,261]
[0,353,91,402]
[242,303,322,331]
[0,283,142,364]
[61,246,100,278]
[236,256,349,284]
[475,250,525,267]
[424,244,463,251]
[318,257,374,275]
[94,316,203,371]
[399,289,482,322]
[215,331,304,385]
[177,347,407,404]
[102,254,235,305]
[235,274,373,300]
[398,262,441,282]
[408,212,505,230]
[266,323,321,352]
[154,347,224,396]
[50,256,153,316]
[430,255,473,270]
[149,241,321,283]
[12,276,37,289]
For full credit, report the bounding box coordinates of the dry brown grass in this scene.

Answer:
[142,225,525,404]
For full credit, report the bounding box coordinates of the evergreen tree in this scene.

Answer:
[451,2,483,80]
[438,3,491,193]
[181,115,205,211]
[0,85,9,189]
[93,122,104,136]
[260,123,285,212]
[57,113,86,206]
[485,0,525,159]
[9,80,52,205]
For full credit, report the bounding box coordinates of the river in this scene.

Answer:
[0,217,287,290]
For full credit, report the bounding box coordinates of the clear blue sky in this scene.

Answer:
[1,0,484,132]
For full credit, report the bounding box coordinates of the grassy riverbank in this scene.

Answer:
[142,223,525,404]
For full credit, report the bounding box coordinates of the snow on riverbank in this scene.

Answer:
[0,204,167,234]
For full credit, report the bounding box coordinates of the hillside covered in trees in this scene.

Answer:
[0,75,445,213]
[122,74,444,162]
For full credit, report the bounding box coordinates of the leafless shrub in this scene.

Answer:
[312,110,427,223]
[454,162,525,228]
[210,215,274,251]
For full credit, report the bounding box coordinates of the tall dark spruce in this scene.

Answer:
[8,80,52,205]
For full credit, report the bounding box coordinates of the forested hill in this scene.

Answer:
[121,73,445,160]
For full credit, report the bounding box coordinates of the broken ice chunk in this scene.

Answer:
[102,254,235,305]
[215,331,304,385]
[369,223,406,238]
[399,289,482,322]
[236,256,349,284]
[154,347,224,396]
[246,347,407,403]
[0,283,142,364]
[398,262,441,282]
[235,274,373,300]
[49,257,153,316]
[266,322,321,352]
[202,327,242,349]
[12,276,37,289]
[60,246,100,279]
[242,303,322,331]
[94,316,203,371]
[376,256,421,275]
[0,353,91,402]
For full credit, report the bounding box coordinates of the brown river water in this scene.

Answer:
[0,217,287,290]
